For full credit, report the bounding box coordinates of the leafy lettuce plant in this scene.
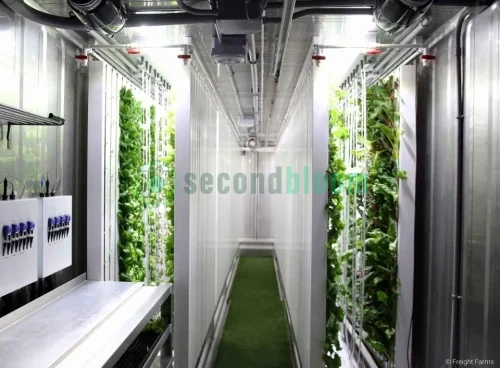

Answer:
[362,76,400,362]
[118,87,146,282]
[161,108,175,281]
[324,90,347,368]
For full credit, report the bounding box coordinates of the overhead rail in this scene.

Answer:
[248,34,260,126]
[88,43,189,50]
[316,42,423,50]
[226,65,245,118]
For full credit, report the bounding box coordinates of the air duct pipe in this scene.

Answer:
[175,0,217,15]
[5,1,378,30]
[3,0,214,29]
[248,34,260,126]
[0,0,15,20]
[267,0,375,8]
[265,0,476,7]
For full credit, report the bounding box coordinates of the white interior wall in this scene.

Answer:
[176,60,246,368]
[272,63,329,368]
[273,69,314,366]
[256,152,275,239]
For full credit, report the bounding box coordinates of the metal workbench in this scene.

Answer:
[0,278,173,368]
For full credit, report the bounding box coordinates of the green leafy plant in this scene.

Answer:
[324,90,347,368]
[148,104,161,285]
[161,108,176,281]
[118,88,146,282]
[361,76,400,362]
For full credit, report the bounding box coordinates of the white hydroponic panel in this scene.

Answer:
[38,196,72,278]
[0,199,39,297]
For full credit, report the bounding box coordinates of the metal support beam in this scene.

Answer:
[309,57,329,368]
[86,61,106,281]
[174,59,191,368]
[395,64,417,368]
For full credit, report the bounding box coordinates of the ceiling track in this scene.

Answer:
[274,42,314,145]
[191,42,242,145]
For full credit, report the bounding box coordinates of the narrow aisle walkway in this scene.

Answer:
[214,257,292,368]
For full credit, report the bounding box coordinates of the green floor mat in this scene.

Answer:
[214,256,293,368]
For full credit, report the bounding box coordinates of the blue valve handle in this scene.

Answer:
[19,222,27,233]
[55,217,61,226]
[3,225,12,237]
[11,224,19,253]
[48,217,55,227]
[27,221,35,231]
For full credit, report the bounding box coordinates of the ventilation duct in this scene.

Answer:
[374,0,433,33]
[67,0,127,35]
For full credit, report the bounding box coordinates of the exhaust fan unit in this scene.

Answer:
[374,0,432,33]
[67,0,127,35]
[246,137,259,150]
[212,35,246,65]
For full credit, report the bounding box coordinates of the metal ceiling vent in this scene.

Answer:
[67,0,127,35]
[374,0,433,33]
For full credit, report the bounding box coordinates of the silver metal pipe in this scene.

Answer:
[272,0,297,77]
[260,23,265,137]
[225,65,245,118]
[373,48,420,85]
[317,43,423,49]
[373,15,430,73]
[90,31,138,72]
[248,34,260,125]
[425,7,470,49]
[89,43,188,50]
[265,82,278,147]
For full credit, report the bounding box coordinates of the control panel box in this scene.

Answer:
[38,196,72,278]
[0,199,39,297]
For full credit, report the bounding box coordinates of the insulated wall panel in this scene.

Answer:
[274,70,313,366]
[178,60,245,368]
[257,152,275,239]
[414,31,458,368]
[461,4,500,361]
[273,63,328,368]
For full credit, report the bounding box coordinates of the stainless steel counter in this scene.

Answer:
[0,280,172,368]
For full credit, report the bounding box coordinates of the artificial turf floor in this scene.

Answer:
[213,256,293,368]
